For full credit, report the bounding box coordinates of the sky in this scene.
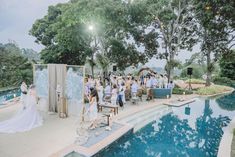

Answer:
[0,0,194,67]
[0,0,68,50]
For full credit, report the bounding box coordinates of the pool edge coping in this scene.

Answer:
[217,117,235,157]
[48,90,235,157]
[49,121,133,157]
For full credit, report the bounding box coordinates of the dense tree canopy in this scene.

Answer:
[194,0,235,86]
[0,43,34,88]
[29,0,235,83]
[111,0,198,81]
[219,50,235,80]
[30,0,158,72]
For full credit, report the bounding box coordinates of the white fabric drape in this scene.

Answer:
[56,64,67,115]
[48,64,57,112]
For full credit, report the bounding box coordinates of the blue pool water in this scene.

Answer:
[0,88,21,105]
[94,92,235,157]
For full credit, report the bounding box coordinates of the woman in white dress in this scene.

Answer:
[96,81,104,104]
[0,85,43,133]
[111,84,118,106]
[88,89,98,129]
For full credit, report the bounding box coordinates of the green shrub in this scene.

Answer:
[196,85,233,95]
[213,76,235,88]
[172,88,193,95]
[185,78,205,84]
[219,50,235,80]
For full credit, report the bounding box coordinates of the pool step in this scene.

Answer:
[132,107,172,132]
[118,105,172,132]
[118,105,166,122]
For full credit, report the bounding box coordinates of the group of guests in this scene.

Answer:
[85,73,174,129]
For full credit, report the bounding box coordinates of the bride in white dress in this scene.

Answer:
[0,85,43,133]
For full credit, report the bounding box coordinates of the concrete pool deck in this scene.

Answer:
[218,117,235,157]
[0,101,78,157]
[0,93,226,157]
[49,94,198,157]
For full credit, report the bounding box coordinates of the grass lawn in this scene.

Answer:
[196,85,234,95]
[185,79,206,84]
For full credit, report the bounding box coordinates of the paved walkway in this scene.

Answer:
[231,135,235,157]
[0,101,78,157]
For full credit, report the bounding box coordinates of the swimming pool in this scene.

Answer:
[0,88,21,105]
[94,92,235,157]
[65,92,235,157]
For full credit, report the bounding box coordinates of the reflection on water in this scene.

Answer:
[217,91,235,111]
[96,96,233,157]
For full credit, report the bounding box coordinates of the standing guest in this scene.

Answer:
[144,76,147,86]
[85,78,90,94]
[121,82,126,104]
[104,82,111,99]
[20,81,28,109]
[131,80,139,96]
[104,77,110,86]
[88,89,99,129]
[97,82,104,104]
[117,76,122,86]
[146,76,152,88]
[167,80,175,89]
[131,80,139,103]
[91,77,96,88]
[95,76,101,87]
[163,74,168,88]
[126,77,131,90]
[159,74,164,88]
[88,75,95,88]
[125,77,131,100]
[151,75,158,88]
[111,84,118,106]
[111,75,117,86]
[118,83,124,107]
[146,76,152,100]
[140,73,144,86]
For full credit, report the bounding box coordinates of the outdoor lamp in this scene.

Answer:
[88,25,94,31]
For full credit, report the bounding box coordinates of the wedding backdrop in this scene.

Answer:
[33,64,85,117]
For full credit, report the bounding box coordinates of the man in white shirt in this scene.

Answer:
[151,76,158,88]
[131,80,139,104]
[111,75,117,86]
[131,80,138,94]
[104,83,111,96]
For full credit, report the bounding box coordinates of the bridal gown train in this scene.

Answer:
[0,93,43,133]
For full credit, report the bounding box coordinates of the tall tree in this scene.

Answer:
[141,0,198,82]
[0,43,33,88]
[30,0,158,75]
[194,0,235,86]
